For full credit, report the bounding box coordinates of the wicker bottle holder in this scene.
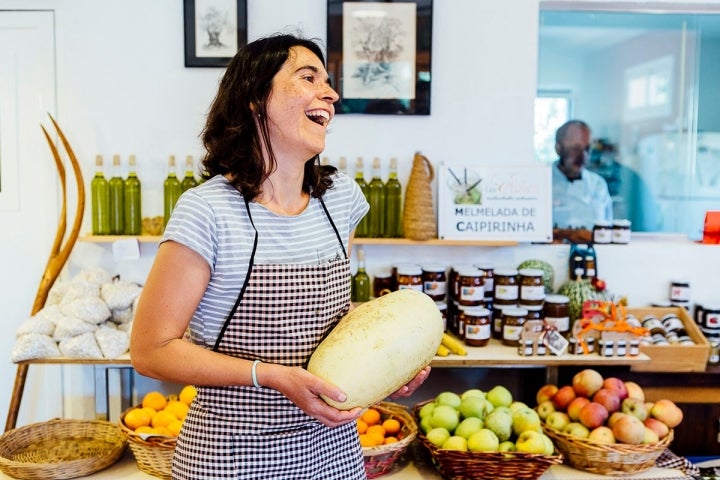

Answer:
[402,152,437,241]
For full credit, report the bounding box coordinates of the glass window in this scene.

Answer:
[535,92,571,163]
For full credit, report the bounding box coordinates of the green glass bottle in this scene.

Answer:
[108,154,125,235]
[163,155,182,229]
[90,154,110,235]
[351,248,371,302]
[180,155,198,193]
[354,157,369,238]
[367,157,386,238]
[384,157,403,238]
[123,154,142,235]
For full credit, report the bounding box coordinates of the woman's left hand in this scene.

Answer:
[388,366,431,399]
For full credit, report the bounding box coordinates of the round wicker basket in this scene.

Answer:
[362,401,418,478]
[119,406,176,480]
[543,424,674,476]
[0,418,127,480]
[413,401,563,480]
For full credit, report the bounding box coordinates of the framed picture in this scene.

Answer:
[327,0,433,115]
[183,0,247,67]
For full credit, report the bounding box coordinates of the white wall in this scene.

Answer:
[1,0,719,427]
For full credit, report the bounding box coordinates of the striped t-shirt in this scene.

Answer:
[162,173,369,347]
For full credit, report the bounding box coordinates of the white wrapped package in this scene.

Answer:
[59,280,100,304]
[59,296,110,324]
[72,267,113,286]
[46,281,68,306]
[101,281,142,310]
[11,334,61,362]
[15,316,55,338]
[59,332,103,358]
[111,307,134,325]
[32,304,63,323]
[53,316,97,341]
[95,326,130,358]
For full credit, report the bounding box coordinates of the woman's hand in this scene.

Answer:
[388,366,431,399]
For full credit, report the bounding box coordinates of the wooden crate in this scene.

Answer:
[629,307,710,372]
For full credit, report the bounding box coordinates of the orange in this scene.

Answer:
[382,418,401,435]
[179,385,197,406]
[383,436,399,445]
[359,433,382,447]
[165,400,190,420]
[142,391,168,411]
[151,410,176,429]
[167,419,184,437]
[141,406,157,418]
[152,425,172,437]
[135,425,154,435]
[360,408,381,426]
[124,407,152,430]
[366,424,386,444]
[356,419,368,434]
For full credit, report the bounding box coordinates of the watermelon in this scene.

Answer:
[556,278,612,322]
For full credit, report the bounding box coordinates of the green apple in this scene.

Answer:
[512,407,542,436]
[541,433,555,455]
[459,396,486,420]
[545,411,571,431]
[429,405,460,432]
[436,391,462,409]
[498,440,516,452]
[563,421,590,439]
[509,401,529,413]
[483,398,495,415]
[486,385,513,408]
[419,402,437,419]
[484,409,513,442]
[441,435,468,451]
[455,417,484,439]
[420,415,434,434]
[467,428,500,452]
[425,427,451,448]
[461,388,486,400]
[515,430,547,454]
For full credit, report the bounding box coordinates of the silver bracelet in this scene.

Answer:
[251,359,262,388]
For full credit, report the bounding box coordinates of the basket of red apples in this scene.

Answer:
[535,368,681,476]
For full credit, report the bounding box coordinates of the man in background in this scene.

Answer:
[552,119,613,230]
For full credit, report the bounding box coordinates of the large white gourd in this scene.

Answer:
[307,289,443,409]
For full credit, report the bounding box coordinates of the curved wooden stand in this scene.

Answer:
[4,114,85,432]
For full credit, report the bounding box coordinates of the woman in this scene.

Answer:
[130,33,429,479]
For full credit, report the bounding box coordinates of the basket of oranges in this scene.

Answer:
[358,402,417,478]
[118,385,196,480]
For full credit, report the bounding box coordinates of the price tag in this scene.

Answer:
[544,329,569,356]
[112,238,140,262]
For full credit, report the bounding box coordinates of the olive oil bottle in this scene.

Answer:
[384,157,402,238]
[90,155,110,235]
[181,155,198,193]
[163,155,182,229]
[123,154,142,235]
[108,154,125,235]
[351,247,371,302]
[354,157,369,238]
[367,157,385,238]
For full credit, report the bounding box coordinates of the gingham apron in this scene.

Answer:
[172,196,366,480]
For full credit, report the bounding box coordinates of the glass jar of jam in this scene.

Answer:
[544,294,570,335]
[518,268,545,306]
[492,304,512,339]
[521,304,543,322]
[458,268,485,307]
[669,280,690,304]
[593,221,613,244]
[463,306,491,347]
[422,263,447,301]
[493,268,519,306]
[448,264,473,302]
[612,219,631,244]
[372,270,393,298]
[476,263,494,299]
[502,306,528,347]
[436,301,447,332]
[396,264,423,291]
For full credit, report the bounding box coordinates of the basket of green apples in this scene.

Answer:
[536,368,680,476]
[413,385,563,480]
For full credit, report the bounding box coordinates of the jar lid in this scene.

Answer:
[613,219,631,227]
[520,304,544,311]
[463,306,490,316]
[374,270,392,279]
[518,268,544,277]
[594,220,612,228]
[545,294,569,304]
[458,268,483,277]
[494,268,518,276]
[397,264,422,276]
[422,263,446,273]
[502,307,528,317]
[475,263,494,270]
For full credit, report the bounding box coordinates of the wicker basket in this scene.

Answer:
[362,401,418,478]
[119,406,176,479]
[543,424,674,476]
[0,418,127,480]
[412,402,563,480]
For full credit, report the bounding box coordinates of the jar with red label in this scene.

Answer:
[396,264,423,291]
[422,263,447,301]
[502,306,528,347]
[493,269,519,306]
[463,306,491,347]
[518,268,545,306]
[458,268,485,307]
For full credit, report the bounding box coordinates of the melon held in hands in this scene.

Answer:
[307,289,443,409]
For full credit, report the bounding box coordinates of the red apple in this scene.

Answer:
[650,399,683,428]
[643,426,660,444]
[536,384,559,405]
[552,385,577,411]
[607,411,629,428]
[621,397,648,421]
[567,396,591,421]
[572,369,604,398]
[612,415,645,444]
[578,402,609,429]
[644,417,670,439]
[588,425,616,444]
[602,377,629,400]
[593,388,622,413]
[624,381,645,402]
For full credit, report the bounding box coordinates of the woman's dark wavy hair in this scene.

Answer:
[199,33,336,201]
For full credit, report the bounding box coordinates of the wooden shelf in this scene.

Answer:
[353,238,520,247]
[17,354,132,365]
[79,235,161,243]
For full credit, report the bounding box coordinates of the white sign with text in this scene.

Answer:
[437,163,553,242]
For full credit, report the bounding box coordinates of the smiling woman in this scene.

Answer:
[537,4,720,238]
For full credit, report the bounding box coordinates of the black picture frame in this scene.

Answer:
[327,0,432,115]
[183,0,247,68]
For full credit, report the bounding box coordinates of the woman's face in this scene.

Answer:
[265,46,339,164]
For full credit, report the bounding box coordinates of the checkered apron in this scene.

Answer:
[172,197,366,480]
